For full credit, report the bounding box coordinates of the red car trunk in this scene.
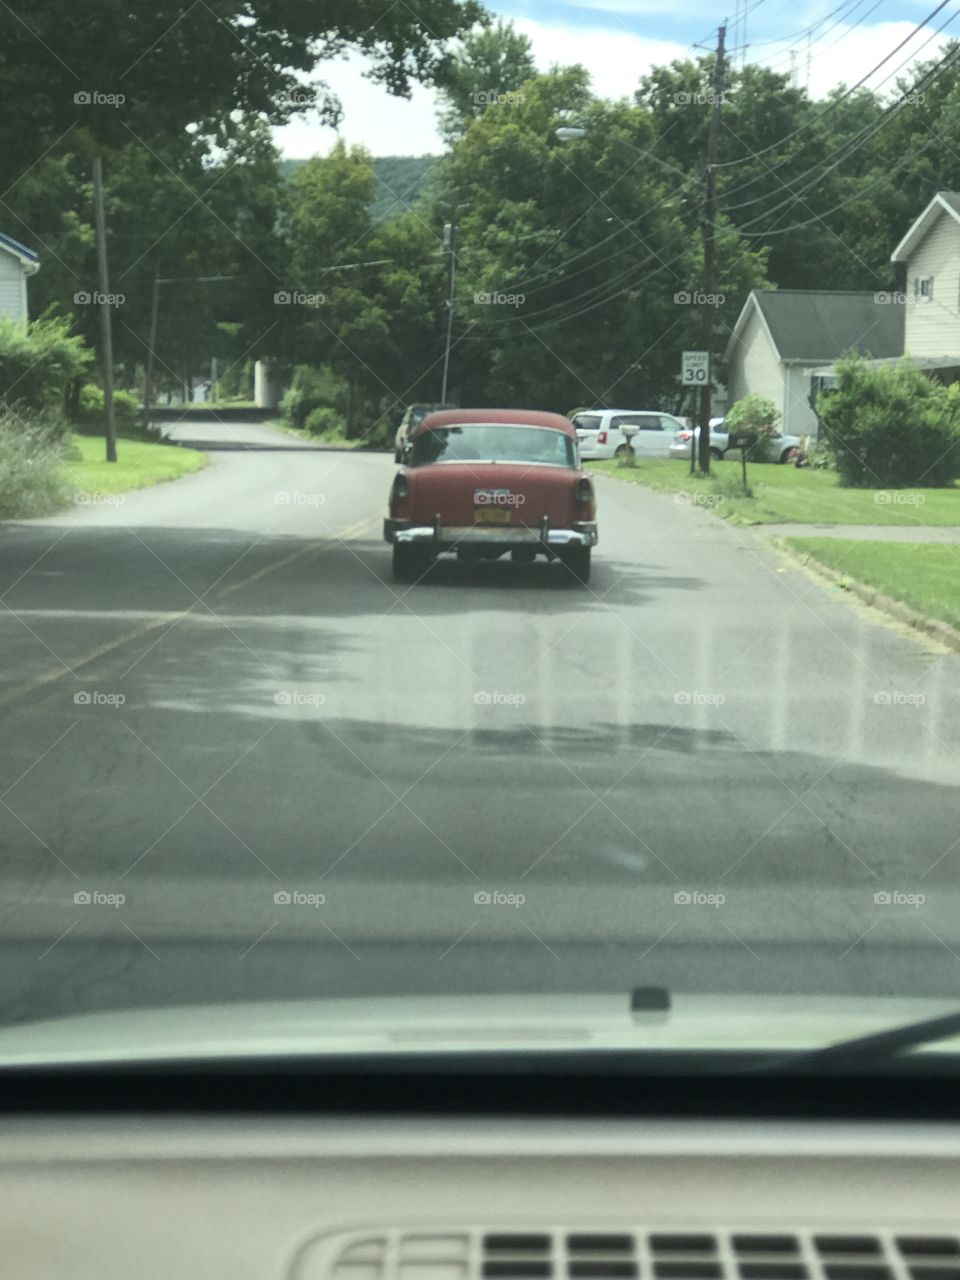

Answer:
[403,461,580,529]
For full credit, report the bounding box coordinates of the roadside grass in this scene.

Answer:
[265,418,377,449]
[786,537,960,632]
[590,457,960,525]
[66,432,207,496]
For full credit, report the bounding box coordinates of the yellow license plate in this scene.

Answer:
[475,507,512,525]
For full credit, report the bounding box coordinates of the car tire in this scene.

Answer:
[559,545,591,584]
[392,543,431,582]
[614,443,630,458]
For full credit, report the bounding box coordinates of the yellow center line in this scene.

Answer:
[0,514,380,709]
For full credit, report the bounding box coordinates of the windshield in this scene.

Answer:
[4,0,960,1069]
[410,425,577,466]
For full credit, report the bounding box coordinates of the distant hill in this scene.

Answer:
[281,155,441,223]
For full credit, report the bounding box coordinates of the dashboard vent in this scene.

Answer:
[294,1231,960,1280]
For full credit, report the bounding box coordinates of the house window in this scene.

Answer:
[914,274,934,302]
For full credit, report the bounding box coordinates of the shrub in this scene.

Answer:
[818,356,960,488]
[304,406,346,438]
[282,364,345,428]
[724,393,781,463]
[0,406,73,518]
[77,383,140,430]
[0,314,91,414]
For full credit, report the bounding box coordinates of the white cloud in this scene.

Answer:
[271,16,954,160]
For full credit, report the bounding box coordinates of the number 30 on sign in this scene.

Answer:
[681,351,710,385]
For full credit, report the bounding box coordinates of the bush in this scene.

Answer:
[0,406,73,518]
[818,356,960,488]
[0,314,91,414]
[281,364,345,428]
[77,383,140,430]
[304,406,346,438]
[724,393,781,463]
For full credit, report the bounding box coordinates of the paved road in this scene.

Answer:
[1,418,959,1022]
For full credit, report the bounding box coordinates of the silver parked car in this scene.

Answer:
[668,419,803,463]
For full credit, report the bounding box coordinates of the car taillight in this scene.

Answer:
[390,472,410,514]
[678,430,692,442]
[597,431,608,444]
[575,476,594,518]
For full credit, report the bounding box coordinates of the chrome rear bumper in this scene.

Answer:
[384,518,597,549]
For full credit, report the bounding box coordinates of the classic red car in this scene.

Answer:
[383,408,598,582]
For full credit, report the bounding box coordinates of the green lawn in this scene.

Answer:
[786,538,960,632]
[590,457,960,525]
[67,433,207,496]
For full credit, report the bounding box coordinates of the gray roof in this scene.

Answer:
[751,290,904,362]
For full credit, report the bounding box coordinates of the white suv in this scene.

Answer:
[572,409,685,460]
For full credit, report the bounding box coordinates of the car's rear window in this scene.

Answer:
[573,415,603,433]
[410,425,577,468]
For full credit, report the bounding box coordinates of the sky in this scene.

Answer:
[272,0,954,158]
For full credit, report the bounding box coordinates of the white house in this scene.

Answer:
[890,190,960,373]
[0,232,39,321]
[723,289,904,439]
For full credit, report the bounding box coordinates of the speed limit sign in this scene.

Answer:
[682,351,710,385]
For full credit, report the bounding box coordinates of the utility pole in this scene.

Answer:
[697,22,726,475]
[92,158,117,463]
[142,268,160,432]
[441,208,457,404]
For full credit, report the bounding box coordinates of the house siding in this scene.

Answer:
[903,211,960,358]
[726,303,785,414]
[783,364,820,440]
[0,252,27,322]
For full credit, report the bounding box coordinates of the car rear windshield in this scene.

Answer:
[409,425,577,468]
[573,415,602,432]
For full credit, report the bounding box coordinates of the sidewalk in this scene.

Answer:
[760,522,960,543]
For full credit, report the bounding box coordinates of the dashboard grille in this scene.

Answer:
[296,1232,960,1280]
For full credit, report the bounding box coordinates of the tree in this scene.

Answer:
[0,0,485,186]
[439,68,766,412]
[438,19,537,142]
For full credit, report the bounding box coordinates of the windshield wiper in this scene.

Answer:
[758,1007,960,1073]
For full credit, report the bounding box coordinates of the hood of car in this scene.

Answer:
[0,992,957,1068]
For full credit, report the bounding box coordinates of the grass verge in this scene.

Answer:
[590,457,960,525]
[66,432,207,497]
[786,537,960,632]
